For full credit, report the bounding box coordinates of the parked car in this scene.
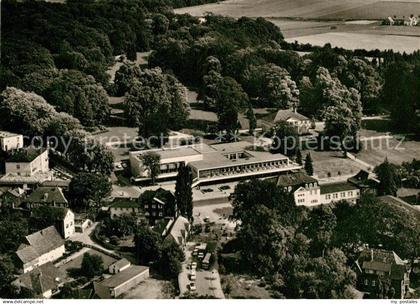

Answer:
[198,252,204,259]
[190,273,196,281]
[192,249,198,256]
[191,262,197,270]
[202,188,214,193]
[189,282,196,291]
[219,185,231,191]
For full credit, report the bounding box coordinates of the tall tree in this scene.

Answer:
[141,152,161,184]
[304,153,314,176]
[305,205,337,257]
[134,226,162,265]
[230,179,304,275]
[68,173,112,211]
[125,68,189,138]
[244,63,299,108]
[215,76,249,136]
[374,158,399,196]
[0,255,16,297]
[81,253,104,279]
[156,238,185,279]
[67,137,114,175]
[246,105,257,134]
[271,121,299,157]
[114,63,142,96]
[175,163,193,220]
[296,148,303,165]
[382,62,419,133]
[0,87,81,137]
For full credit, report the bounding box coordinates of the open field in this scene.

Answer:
[356,137,420,167]
[321,1,420,20]
[285,32,420,53]
[175,0,420,20]
[304,150,367,179]
[176,0,420,53]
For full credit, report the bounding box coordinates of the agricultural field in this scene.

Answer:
[175,0,420,20]
[176,0,420,53]
[285,32,420,53]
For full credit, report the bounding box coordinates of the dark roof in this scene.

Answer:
[154,188,174,204]
[26,187,68,204]
[351,169,370,181]
[140,188,174,207]
[7,147,46,162]
[348,169,379,188]
[320,182,358,194]
[16,226,64,264]
[358,248,407,280]
[13,262,65,295]
[110,197,139,209]
[276,172,318,188]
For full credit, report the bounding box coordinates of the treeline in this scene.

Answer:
[1,0,419,136]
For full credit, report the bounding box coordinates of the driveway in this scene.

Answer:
[69,222,116,255]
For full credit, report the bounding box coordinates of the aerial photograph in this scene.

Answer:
[0,0,419,301]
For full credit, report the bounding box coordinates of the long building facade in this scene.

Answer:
[129,141,301,186]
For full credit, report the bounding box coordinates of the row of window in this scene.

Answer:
[364,279,376,287]
[297,199,319,204]
[325,191,355,200]
[144,204,163,209]
[145,212,163,217]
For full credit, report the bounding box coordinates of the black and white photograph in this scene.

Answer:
[0,0,419,301]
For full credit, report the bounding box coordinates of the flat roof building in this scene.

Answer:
[94,265,149,298]
[130,141,301,186]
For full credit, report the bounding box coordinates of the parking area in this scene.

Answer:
[178,243,224,298]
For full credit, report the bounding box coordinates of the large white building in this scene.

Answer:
[0,131,23,152]
[16,226,65,273]
[5,147,49,177]
[276,173,360,207]
[130,141,301,186]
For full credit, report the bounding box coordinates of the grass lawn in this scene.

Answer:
[58,248,118,279]
[304,150,367,178]
[355,137,420,166]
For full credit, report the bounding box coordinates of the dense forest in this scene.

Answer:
[1,0,419,142]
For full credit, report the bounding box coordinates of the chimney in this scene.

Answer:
[371,249,374,261]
